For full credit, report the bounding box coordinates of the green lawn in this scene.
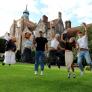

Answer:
[0,63,92,92]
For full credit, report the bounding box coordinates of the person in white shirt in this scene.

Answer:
[48,34,65,68]
[61,29,76,78]
[77,22,92,76]
[50,34,60,50]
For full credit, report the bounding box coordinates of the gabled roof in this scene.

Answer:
[50,19,59,28]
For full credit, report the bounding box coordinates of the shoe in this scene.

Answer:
[73,74,76,78]
[34,71,38,75]
[40,71,44,76]
[2,62,5,66]
[58,65,60,69]
[68,73,71,78]
[48,64,51,68]
[80,71,84,76]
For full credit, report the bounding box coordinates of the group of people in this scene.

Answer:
[2,22,92,78]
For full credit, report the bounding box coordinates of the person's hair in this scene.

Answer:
[39,31,43,33]
[25,32,31,35]
[25,32,31,38]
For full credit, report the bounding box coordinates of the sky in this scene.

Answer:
[0,0,92,36]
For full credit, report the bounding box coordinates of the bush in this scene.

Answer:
[85,66,91,71]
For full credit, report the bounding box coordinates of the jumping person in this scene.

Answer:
[61,29,75,78]
[77,22,92,76]
[65,37,76,78]
[3,36,16,66]
[48,34,65,69]
[22,31,32,63]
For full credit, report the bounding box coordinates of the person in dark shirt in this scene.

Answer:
[3,37,16,66]
[33,31,48,75]
[65,37,76,78]
[5,39,16,52]
[61,29,76,78]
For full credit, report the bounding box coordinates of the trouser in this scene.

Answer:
[35,51,45,71]
[48,50,64,67]
[65,51,74,72]
[22,48,32,62]
[77,50,92,71]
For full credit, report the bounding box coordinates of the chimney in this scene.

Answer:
[42,15,48,23]
[58,12,62,20]
[65,20,71,29]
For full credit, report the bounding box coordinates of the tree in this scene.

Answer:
[0,38,6,53]
[87,26,92,58]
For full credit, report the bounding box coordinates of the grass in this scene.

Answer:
[0,63,92,92]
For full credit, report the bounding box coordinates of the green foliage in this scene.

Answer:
[88,26,92,55]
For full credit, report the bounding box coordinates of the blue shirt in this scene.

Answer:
[23,39,32,48]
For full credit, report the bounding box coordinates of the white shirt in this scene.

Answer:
[77,35,88,49]
[51,38,59,49]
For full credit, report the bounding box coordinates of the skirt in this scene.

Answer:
[65,51,73,68]
[4,51,16,64]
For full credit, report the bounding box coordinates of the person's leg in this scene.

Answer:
[34,51,40,74]
[26,48,32,62]
[40,51,45,75]
[84,51,92,70]
[47,50,52,68]
[48,50,56,68]
[77,51,84,75]
[71,63,76,78]
[10,51,16,64]
[70,51,76,78]
[56,51,61,69]
[69,51,75,78]
[71,63,74,72]
[3,51,11,65]
[65,51,72,78]
[71,62,76,78]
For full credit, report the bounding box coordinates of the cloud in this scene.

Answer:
[41,0,92,26]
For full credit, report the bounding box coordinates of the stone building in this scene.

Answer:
[34,12,64,45]
[9,7,79,52]
[50,12,64,34]
[10,6,36,52]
